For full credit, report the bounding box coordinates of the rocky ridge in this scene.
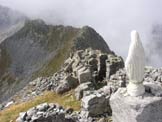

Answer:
[0,47,123,122]
[14,66,162,122]
[5,48,123,104]
[1,4,162,122]
[13,50,162,122]
[0,19,112,102]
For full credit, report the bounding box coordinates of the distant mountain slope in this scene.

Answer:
[0,5,26,30]
[0,19,112,102]
[0,5,27,42]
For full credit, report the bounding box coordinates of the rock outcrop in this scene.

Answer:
[2,5,162,122]
[14,64,162,122]
[6,48,123,106]
[0,19,113,102]
[81,86,111,118]
[110,87,162,122]
[16,103,76,122]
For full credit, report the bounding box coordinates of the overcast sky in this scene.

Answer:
[0,0,162,66]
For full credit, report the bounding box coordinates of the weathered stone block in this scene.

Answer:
[110,88,162,122]
[63,58,74,73]
[75,82,93,100]
[78,68,92,83]
[81,92,110,117]
[106,54,124,78]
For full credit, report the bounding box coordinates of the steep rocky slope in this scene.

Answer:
[0,48,124,122]
[0,19,112,102]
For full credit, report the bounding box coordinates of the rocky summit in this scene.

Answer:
[0,48,122,105]
[0,5,122,121]
[0,6,124,121]
[1,4,162,122]
[0,18,112,102]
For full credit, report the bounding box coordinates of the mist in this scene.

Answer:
[0,0,162,67]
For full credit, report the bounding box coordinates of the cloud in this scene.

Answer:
[0,0,162,67]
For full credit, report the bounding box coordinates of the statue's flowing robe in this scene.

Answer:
[125,31,145,84]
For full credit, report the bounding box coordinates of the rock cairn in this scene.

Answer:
[16,103,76,122]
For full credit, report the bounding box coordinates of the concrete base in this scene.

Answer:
[110,88,162,122]
[127,82,145,97]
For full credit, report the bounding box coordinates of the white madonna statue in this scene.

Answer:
[125,30,145,97]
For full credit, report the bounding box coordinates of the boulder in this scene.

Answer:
[27,107,37,117]
[110,88,162,122]
[81,92,110,117]
[5,101,14,108]
[56,82,70,94]
[106,54,124,78]
[16,117,23,122]
[19,112,27,120]
[56,75,79,94]
[78,67,92,84]
[75,82,93,100]
[144,82,162,96]
[63,58,74,73]
[32,113,65,122]
[64,75,79,88]
[36,103,49,111]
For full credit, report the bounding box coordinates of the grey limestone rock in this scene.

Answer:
[56,82,70,94]
[36,103,49,111]
[81,92,110,117]
[56,75,79,94]
[144,81,162,96]
[16,103,77,122]
[78,67,92,84]
[110,88,162,122]
[75,82,93,100]
[106,54,124,79]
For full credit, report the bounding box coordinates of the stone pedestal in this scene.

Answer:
[110,88,162,122]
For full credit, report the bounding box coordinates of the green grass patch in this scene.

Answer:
[0,90,81,122]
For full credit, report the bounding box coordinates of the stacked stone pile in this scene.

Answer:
[12,71,66,103]
[24,48,123,96]
[16,103,76,122]
[108,66,162,93]
[80,86,112,118]
[2,48,123,110]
